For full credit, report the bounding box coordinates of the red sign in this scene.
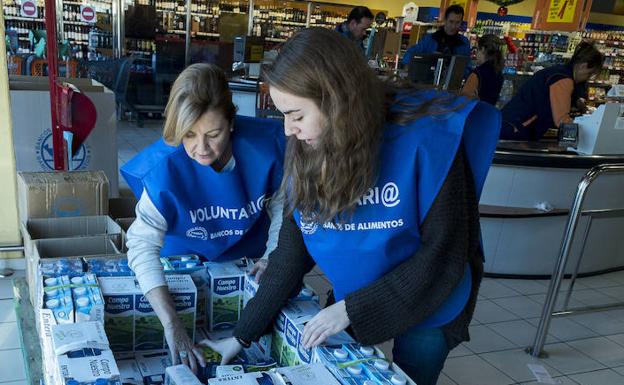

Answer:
[20,0,38,18]
[80,5,96,23]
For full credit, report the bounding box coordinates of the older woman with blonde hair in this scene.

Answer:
[121,63,284,373]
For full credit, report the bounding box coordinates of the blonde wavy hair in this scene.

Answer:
[162,63,236,145]
[264,28,460,224]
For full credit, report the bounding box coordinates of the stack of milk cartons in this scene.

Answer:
[49,321,121,385]
[99,274,197,352]
[161,254,208,327]
[40,273,105,324]
[315,343,413,385]
[205,261,246,335]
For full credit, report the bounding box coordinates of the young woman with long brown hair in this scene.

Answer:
[202,28,501,385]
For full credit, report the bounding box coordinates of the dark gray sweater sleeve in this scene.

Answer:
[234,212,316,342]
[345,147,479,345]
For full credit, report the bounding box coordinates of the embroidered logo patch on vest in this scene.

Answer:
[299,216,318,235]
[186,226,209,241]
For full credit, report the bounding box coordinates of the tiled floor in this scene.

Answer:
[0,271,27,385]
[4,120,624,384]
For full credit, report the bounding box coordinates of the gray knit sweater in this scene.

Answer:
[234,147,482,349]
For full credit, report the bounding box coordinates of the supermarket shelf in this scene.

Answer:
[64,20,92,26]
[191,12,218,17]
[196,31,219,37]
[265,37,287,42]
[255,18,305,26]
[5,16,45,22]
[127,49,153,55]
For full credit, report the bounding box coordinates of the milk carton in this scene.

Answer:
[136,350,171,385]
[50,322,121,385]
[71,273,105,323]
[277,300,319,366]
[206,261,245,331]
[161,255,208,327]
[165,365,204,385]
[42,275,75,324]
[99,276,136,352]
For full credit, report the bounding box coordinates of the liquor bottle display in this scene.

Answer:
[252,0,307,42]
[3,0,46,54]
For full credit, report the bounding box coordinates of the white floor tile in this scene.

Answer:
[492,296,545,319]
[606,334,624,348]
[602,271,624,285]
[472,300,520,324]
[519,376,579,384]
[527,317,598,342]
[568,368,624,385]
[539,342,605,375]
[567,336,624,367]
[436,373,457,385]
[570,289,622,307]
[443,355,514,385]
[488,319,558,347]
[595,285,624,301]
[0,381,28,385]
[0,279,13,300]
[571,310,624,336]
[478,279,521,299]
[497,279,548,295]
[0,349,26,382]
[0,322,20,350]
[447,343,473,358]
[527,292,586,311]
[464,325,516,354]
[575,275,621,289]
[479,348,562,383]
[0,299,16,323]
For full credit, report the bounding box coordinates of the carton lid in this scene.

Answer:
[206,261,245,278]
[51,321,110,355]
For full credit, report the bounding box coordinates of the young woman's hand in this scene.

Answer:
[164,320,206,373]
[198,337,243,365]
[301,300,350,349]
[250,258,269,283]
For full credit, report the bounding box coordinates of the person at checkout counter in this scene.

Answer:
[461,34,504,106]
[335,6,374,53]
[402,5,471,73]
[120,64,284,373]
[200,28,501,385]
[500,42,604,141]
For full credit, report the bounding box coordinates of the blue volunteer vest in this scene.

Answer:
[121,116,285,260]
[294,96,500,328]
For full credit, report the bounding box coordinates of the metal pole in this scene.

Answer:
[562,216,593,310]
[306,2,311,28]
[113,0,124,58]
[0,246,24,252]
[44,0,66,170]
[184,0,191,67]
[247,0,254,36]
[528,164,624,357]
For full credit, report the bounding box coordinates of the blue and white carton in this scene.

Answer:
[165,365,204,385]
[206,261,245,332]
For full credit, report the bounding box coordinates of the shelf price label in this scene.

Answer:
[80,5,97,23]
[20,0,38,18]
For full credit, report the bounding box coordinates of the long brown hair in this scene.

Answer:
[264,27,461,224]
[478,34,504,73]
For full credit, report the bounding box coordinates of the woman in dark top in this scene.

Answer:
[500,41,604,141]
[461,34,504,105]
[200,28,500,385]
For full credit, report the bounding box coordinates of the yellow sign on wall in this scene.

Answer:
[546,0,577,23]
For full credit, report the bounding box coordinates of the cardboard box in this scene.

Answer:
[10,78,119,195]
[28,235,122,306]
[165,365,204,385]
[117,358,143,385]
[206,261,245,332]
[99,275,196,352]
[136,350,171,385]
[17,171,109,224]
[21,215,123,260]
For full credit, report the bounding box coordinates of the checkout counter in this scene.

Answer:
[480,89,624,277]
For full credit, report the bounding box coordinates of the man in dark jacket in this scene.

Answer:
[336,6,373,53]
